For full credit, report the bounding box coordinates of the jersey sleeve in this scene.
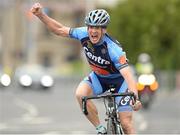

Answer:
[108,43,129,70]
[69,27,88,40]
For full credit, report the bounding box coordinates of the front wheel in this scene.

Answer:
[107,118,116,134]
[107,118,124,134]
[116,123,124,134]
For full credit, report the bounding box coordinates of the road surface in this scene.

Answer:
[0,77,180,134]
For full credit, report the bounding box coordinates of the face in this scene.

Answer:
[87,26,106,44]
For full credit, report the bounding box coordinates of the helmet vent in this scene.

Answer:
[93,14,96,20]
[98,13,102,17]
[95,18,99,24]
[101,19,106,24]
[102,14,106,18]
[88,18,91,23]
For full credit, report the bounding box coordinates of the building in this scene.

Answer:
[0,0,120,76]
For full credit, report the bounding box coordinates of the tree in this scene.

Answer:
[108,0,180,70]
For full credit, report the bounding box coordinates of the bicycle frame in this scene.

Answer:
[104,93,123,134]
[82,90,136,134]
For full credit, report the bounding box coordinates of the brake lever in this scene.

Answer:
[129,92,136,105]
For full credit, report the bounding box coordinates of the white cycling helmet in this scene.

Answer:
[85,9,110,28]
[138,53,151,63]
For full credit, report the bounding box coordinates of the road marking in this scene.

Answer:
[14,98,52,124]
[15,98,38,121]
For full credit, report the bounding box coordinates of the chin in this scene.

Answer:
[90,40,99,44]
[92,41,98,44]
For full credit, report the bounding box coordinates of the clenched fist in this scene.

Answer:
[132,99,142,111]
[30,3,43,16]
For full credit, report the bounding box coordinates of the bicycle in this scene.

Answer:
[82,87,136,134]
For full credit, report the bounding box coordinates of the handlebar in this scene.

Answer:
[82,92,136,115]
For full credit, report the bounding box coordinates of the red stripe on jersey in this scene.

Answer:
[90,64,110,75]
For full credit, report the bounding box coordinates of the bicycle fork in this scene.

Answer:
[105,97,124,134]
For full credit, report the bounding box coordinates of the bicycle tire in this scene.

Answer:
[107,118,116,134]
[116,123,124,134]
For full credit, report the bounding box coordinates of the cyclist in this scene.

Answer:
[31,3,142,134]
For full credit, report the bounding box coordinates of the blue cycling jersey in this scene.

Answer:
[69,27,128,78]
[69,27,132,112]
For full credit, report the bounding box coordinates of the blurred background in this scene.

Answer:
[0,0,179,134]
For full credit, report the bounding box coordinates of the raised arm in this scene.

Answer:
[30,3,70,37]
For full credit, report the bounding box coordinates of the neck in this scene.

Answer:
[96,38,103,45]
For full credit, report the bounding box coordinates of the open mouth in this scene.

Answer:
[91,34,99,41]
[92,34,98,38]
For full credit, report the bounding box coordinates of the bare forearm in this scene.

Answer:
[125,74,138,96]
[31,3,70,37]
[37,13,63,35]
[120,66,138,97]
